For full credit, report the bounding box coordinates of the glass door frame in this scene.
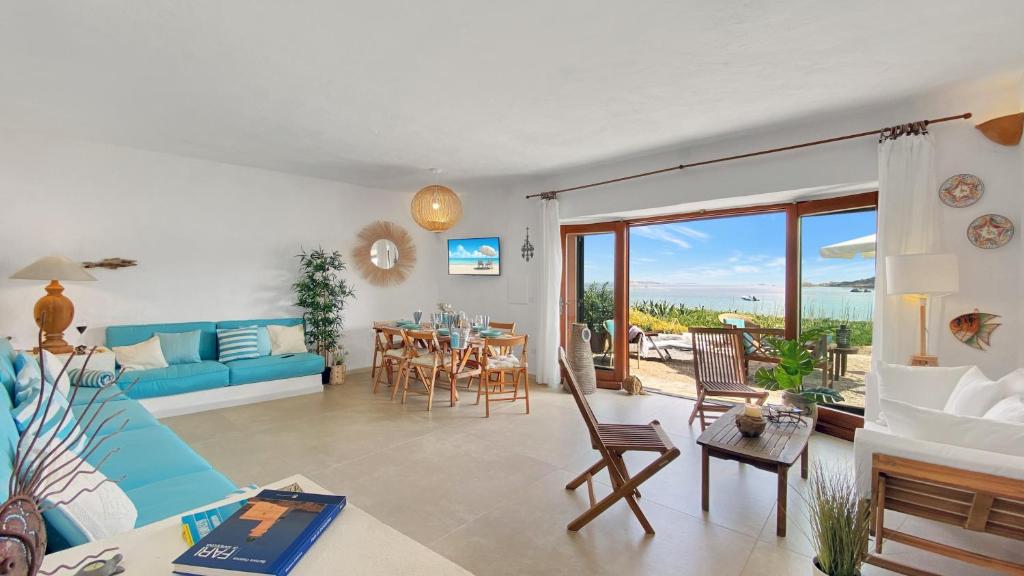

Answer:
[561,221,629,388]
[794,191,878,439]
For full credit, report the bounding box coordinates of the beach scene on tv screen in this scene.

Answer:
[448,237,500,275]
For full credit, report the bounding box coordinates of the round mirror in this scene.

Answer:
[370,239,400,269]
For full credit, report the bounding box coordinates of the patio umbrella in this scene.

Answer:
[818,234,876,259]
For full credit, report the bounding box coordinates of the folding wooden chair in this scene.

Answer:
[476,335,529,417]
[559,349,680,534]
[688,327,769,430]
[400,329,443,411]
[372,326,408,399]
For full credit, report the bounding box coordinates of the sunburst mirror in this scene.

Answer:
[353,221,417,286]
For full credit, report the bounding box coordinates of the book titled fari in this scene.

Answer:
[172,489,346,576]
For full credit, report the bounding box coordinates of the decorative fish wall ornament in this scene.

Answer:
[949,310,1001,351]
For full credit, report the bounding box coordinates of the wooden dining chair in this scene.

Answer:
[487,321,516,333]
[372,326,408,399]
[400,329,443,411]
[688,327,769,430]
[371,324,402,381]
[559,348,679,534]
[475,334,529,417]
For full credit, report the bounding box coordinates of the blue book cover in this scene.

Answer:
[172,490,346,576]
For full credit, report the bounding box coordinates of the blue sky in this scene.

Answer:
[583,210,876,286]
[448,237,500,260]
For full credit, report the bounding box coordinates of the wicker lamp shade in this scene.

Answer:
[411,184,462,232]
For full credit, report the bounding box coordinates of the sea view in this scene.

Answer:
[629,284,874,321]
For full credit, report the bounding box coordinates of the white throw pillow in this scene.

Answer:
[39,349,72,396]
[39,449,137,540]
[876,362,974,421]
[112,335,169,372]
[267,324,307,355]
[881,397,1024,458]
[984,395,1024,424]
[942,366,1003,417]
[1002,369,1024,397]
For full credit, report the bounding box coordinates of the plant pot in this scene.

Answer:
[589,330,607,354]
[836,325,851,348]
[811,557,860,576]
[569,323,598,395]
[329,364,346,385]
[783,390,818,422]
[321,368,330,384]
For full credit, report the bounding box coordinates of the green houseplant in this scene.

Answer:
[754,337,842,418]
[807,465,871,576]
[293,247,356,384]
[581,282,614,354]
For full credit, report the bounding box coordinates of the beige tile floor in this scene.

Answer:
[165,372,1014,575]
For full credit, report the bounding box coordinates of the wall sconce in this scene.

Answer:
[976,113,1023,146]
[521,227,535,262]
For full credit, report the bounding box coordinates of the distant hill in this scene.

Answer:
[802,276,875,288]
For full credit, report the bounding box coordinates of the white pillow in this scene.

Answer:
[267,324,307,355]
[39,449,137,540]
[984,395,1024,424]
[1003,369,1024,397]
[881,397,1024,458]
[39,349,72,396]
[112,335,169,371]
[875,362,974,420]
[942,366,1002,417]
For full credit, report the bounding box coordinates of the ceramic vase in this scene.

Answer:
[569,323,598,395]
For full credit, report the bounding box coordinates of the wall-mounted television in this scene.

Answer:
[448,237,501,276]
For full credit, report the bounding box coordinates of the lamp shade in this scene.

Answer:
[885,253,958,295]
[410,184,462,232]
[10,255,97,281]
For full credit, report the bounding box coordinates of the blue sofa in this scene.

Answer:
[105,318,326,400]
[0,338,238,551]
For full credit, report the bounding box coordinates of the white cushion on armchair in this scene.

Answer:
[868,362,974,424]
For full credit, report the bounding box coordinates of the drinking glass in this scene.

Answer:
[413,310,423,325]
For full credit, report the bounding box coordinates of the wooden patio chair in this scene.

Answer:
[688,327,769,430]
[476,334,529,417]
[559,348,679,534]
[372,326,409,399]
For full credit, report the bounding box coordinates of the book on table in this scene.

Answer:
[172,489,346,576]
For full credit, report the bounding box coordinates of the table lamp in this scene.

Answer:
[885,253,958,366]
[10,255,97,353]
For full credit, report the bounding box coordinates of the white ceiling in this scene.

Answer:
[1,1,1022,189]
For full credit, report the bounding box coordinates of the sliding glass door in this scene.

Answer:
[561,222,627,387]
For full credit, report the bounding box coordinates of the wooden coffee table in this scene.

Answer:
[696,404,812,537]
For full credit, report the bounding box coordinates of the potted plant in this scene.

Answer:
[754,337,842,420]
[293,247,356,384]
[807,465,870,576]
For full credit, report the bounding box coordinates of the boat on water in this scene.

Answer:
[740,295,760,302]
[849,287,872,293]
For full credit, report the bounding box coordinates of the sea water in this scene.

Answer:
[629,284,874,321]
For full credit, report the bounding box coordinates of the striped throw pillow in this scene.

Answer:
[217,327,260,363]
[68,368,115,388]
[11,353,87,456]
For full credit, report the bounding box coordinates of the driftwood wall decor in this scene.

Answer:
[82,258,137,270]
[352,221,417,287]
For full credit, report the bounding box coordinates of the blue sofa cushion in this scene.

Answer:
[126,469,237,527]
[0,338,16,398]
[71,398,160,435]
[107,322,219,362]
[157,330,203,365]
[86,425,213,491]
[119,361,230,400]
[226,353,326,386]
[68,384,127,406]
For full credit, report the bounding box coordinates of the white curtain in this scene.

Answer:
[873,130,939,366]
[537,198,562,386]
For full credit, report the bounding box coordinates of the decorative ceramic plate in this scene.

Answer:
[967,214,1014,249]
[939,173,984,207]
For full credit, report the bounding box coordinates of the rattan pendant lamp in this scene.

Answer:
[411,169,462,232]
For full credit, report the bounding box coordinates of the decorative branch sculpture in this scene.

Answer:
[0,327,133,576]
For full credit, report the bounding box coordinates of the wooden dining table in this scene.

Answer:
[373,322,515,407]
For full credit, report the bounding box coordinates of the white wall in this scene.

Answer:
[536,71,1024,377]
[0,134,440,368]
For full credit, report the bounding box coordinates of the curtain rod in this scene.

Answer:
[526,112,972,199]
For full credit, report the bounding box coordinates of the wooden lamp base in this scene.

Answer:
[909,297,938,367]
[909,355,938,367]
[33,280,75,354]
